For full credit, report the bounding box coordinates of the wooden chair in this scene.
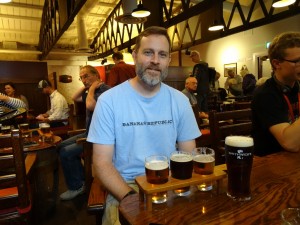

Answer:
[0,130,37,224]
[67,130,106,225]
[209,109,252,165]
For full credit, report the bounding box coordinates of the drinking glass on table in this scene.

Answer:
[225,136,253,201]
[170,150,193,196]
[193,147,215,191]
[145,155,169,204]
[281,208,300,225]
[19,123,30,138]
[39,123,51,134]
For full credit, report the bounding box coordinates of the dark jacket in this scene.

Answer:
[242,73,256,96]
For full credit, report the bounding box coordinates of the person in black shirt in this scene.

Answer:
[251,32,300,156]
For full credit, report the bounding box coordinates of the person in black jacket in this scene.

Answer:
[242,73,256,96]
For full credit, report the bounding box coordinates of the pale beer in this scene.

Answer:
[193,147,215,191]
[40,123,50,134]
[193,155,215,175]
[225,136,253,201]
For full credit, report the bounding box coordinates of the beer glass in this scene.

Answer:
[225,136,253,201]
[1,126,11,134]
[281,208,300,225]
[19,123,30,138]
[39,123,51,134]
[170,151,193,196]
[193,147,215,191]
[145,155,169,204]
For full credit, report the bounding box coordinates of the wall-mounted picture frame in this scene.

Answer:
[224,63,237,77]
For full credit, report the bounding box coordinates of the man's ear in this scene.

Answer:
[272,59,281,70]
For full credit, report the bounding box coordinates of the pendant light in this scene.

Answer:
[272,0,296,8]
[131,1,151,18]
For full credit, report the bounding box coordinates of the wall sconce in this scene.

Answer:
[0,0,12,3]
[101,58,107,65]
[131,1,151,18]
[272,0,296,7]
[59,75,72,83]
[208,20,224,31]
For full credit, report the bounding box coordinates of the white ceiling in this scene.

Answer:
[0,0,295,61]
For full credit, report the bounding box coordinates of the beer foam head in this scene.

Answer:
[145,160,168,170]
[225,136,253,148]
[170,153,193,162]
[193,154,215,163]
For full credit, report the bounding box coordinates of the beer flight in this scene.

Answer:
[145,136,254,204]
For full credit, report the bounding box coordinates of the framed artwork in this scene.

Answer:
[224,63,237,77]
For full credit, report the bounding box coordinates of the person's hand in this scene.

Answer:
[90,80,103,91]
[0,94,9,102]
[36,114,44,120]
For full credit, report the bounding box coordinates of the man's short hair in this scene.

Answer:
[81,65,100,79]
[268,32,300,69]
[112,52,123,60]
[134,26,171,53]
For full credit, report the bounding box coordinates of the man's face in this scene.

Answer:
[228,71,235,78]
[79,68,98,88]
[186,78,198,92]
[273,47,300,83]
[190,52,200,63]
[133,34,171,87]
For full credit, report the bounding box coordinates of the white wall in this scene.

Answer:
[176,14,300,88]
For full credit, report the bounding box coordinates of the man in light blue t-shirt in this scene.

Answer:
[87,26,201,225]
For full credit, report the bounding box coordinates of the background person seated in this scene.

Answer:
[4,82,29,109]
[224,70,243,96]
[36,79,69,127]
[182,77,208,119]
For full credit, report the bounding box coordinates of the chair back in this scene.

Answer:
[209,109,252,164]
[0,130,35,223]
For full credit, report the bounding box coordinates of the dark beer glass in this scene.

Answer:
[170,151,193,196]
[225,136,253,201]
[145,155,169,203]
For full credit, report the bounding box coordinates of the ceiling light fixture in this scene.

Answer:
[132,1,151,18]
[208,20,224,31]
[0,0,12,3]
[272,0,296,8]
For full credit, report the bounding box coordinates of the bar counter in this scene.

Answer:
[119,151,300,225]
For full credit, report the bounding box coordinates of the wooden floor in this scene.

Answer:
[35,116,96,225]
[35,163,95,225]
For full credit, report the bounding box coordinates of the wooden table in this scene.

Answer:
[0,134,62,221]
[119,151,300,225]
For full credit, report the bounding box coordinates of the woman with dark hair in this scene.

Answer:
[4,82,29,109]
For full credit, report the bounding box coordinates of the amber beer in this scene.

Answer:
[19,123,29,132]
[145,155,169,204]
[225,136,254,201]
[40,123,50,134]
[193,147,215,191]
[145,160,169,184]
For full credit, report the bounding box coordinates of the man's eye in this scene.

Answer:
[144,50,153,56]
[159,53,168,58]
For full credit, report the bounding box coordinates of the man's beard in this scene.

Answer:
[136,63,168,87]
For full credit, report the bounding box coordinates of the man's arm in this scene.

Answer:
[86,81,103,111]
[93,143,133,201]
[0,93,27,109]
[270,120,300,152]
[177,139,196,153]
[72,86,86,102]
[47,96,66,120]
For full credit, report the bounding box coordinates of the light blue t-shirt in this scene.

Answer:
[87,81,201,181]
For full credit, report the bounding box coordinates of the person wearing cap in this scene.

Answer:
[107,51,136,87]
[58,65,110,201]
[190,50,210,118]
[36,79,69,127]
